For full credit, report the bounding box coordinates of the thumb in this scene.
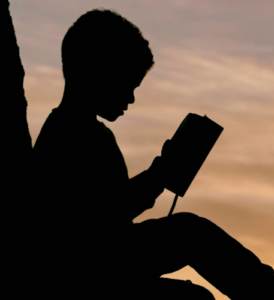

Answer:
[161,139,172,158]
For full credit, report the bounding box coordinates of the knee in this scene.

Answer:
[169,212,210,236]
[170,212,200,226]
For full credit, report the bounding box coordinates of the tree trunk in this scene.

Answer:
[1,0,32,176]
[1,1,33,294]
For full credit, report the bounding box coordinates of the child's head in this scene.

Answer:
[61,8,154,121]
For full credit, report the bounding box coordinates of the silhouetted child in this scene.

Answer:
[33,9,273,299]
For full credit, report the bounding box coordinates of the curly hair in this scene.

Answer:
[61,8,155,82]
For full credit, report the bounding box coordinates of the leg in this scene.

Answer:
[147,278,216,299]
[106,212,273,299]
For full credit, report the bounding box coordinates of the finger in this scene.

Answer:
[161,139,172,157]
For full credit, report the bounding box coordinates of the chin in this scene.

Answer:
[107,116,118,122]
[99,111,121,122]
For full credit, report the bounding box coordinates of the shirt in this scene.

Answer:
[31,106,165,287]
[32,107,162,238]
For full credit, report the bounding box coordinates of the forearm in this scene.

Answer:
[123,158,165,220]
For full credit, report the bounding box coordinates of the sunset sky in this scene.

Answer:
[9,1,274,299]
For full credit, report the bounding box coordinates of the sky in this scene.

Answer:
[9,0,274,299]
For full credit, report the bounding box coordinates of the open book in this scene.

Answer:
[164,113,224,198]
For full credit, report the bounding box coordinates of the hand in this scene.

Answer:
[147,139,174,191]
[147,156,165,193]
[161,139,173,159]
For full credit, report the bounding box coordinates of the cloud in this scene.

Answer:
[112,47,274,169]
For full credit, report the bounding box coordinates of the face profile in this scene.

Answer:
[95,68,148,122]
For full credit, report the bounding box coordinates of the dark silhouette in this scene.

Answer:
[31,9,274,299]
[2,0,32,187]
[2,1,32,296]
[3,3,273,298]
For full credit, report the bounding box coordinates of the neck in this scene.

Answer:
[58,81,98,123]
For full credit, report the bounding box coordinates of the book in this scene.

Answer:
[164,113,224,197]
